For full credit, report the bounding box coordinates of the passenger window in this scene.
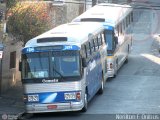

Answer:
[97,34,102,46]
[117,25,119,36]
[120,23,122,34]
[88,42,91,55]
[101,33,105,44]
[84,45,88,58]
[94,38,98,51]
[90,39,95,53]
[123,20,125,30]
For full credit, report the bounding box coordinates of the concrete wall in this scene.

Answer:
[1,39,22,93]
[66,1,85,22]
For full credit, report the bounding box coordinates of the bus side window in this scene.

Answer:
[84,42,91,58]
[101,33,105,44]
[113,35,118,50]
[126,17,128,28]
[96,37,99,49]
[123,20,125,31]
[85,42,91,57]
[100,34,103,45]
[94,37,98,51]
[115,36,118,45]
[97,34,102,48]
[131,12,133,22]
[84,45,88,58]
[82,45,86,59]
[93,38,96,52]
[117,25,119,36]
[120,23,123,34]
[89,42,92,55]
[90,39,95,53]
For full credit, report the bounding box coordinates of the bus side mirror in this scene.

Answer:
[82,58,87,67]
[19,61,22,71]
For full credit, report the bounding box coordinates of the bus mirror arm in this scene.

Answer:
[19,61,22,71]
[82,58,87,67]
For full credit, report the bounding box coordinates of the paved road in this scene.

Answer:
[20,9,160,120]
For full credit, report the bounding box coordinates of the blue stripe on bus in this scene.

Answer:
[24,91,81,104]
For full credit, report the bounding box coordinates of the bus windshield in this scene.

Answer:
[105,30,113,51]
[22,51,80,79]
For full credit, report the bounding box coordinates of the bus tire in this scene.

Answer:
[81,92,88,112]
[98,75,104,94]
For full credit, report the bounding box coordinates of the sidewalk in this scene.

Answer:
[0,81,25,115]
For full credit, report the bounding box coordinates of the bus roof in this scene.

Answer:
[24,22,104,48]
[72,3,132,27]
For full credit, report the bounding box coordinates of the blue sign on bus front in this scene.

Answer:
[22,45,80,54]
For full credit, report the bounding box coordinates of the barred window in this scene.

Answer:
[10,51,16,69]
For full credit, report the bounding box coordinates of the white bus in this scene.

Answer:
[20,22,108,113]
[72,3,133,77]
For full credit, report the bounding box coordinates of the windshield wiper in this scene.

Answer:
[52,67,65,80]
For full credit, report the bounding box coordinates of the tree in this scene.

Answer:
[7,1,51,45]
[6,0,17,9]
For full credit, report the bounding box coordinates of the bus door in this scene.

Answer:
[105,30,119,71]
[105,30,117,55]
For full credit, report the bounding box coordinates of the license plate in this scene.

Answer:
[64,93,76,100]
[28,94,39,102]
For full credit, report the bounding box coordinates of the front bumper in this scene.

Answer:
[25,101,84,113]
[107,69,115,77]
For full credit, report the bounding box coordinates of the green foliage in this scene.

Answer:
[6,0,18,9]
[7,1,51,45]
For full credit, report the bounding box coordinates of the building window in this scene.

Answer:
[10,51,16,69]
